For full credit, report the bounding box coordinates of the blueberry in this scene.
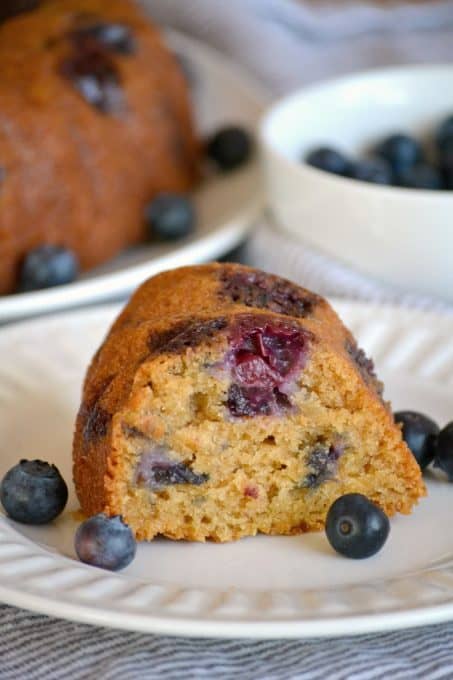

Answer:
[19,245,79,291]
[443,168,453,190]
[439,138,453,188]
[325,493,390,559]
[305,147,350,176]
[206,126,252,172]
[434,422,453,481]
[145,193,195,240]
[397,163,443,190]
[394,411,439,470]
[375,134,424,174]
[0,460,68,525]
[75,513,136,571]
[350,158,393,185]
[436,115,453,150]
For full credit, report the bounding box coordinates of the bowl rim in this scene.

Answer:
[259,63,453,200]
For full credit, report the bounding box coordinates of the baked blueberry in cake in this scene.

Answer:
[0,0,199,294]
[73,264,425,542]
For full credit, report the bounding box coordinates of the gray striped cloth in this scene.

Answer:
[2,604,453,679]
[3,1,453,678]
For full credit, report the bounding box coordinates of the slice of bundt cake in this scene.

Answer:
[0,0,199,294]
[73,264,425,542]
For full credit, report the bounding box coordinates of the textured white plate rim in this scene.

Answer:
[1,300,453,638]
[0,30,270,323]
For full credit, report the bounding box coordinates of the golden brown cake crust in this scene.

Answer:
[0,0,199,294]
[73,264,425,541]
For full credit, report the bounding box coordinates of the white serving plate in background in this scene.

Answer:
[0,31,269,324]
[260,65,453,303]
[1,302,453,638]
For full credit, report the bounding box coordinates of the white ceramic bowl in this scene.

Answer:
[260,65,453,302]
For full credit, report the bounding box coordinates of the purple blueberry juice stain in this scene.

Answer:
[148,318,228,355]
[224,315,311,417]
[220,269,320,318]
[135,446,208,491]
[302,443,343,488]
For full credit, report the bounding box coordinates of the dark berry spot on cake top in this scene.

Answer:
[72,23,136,55]
[225,315,311,417]
[148,318,228,354]
[135,446,208,490]
[60,31,123,114]
[301,443,343,489]
[220,269,320,318]
[345,339,383,397]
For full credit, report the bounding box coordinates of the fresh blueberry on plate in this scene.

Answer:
[145,193,195,240]
[434,422,453,481]
[0,460,68,524]
[325,493,390,559]
[397,163,443,190]
[75,513,137,571]
[19,245,79,292]
[375,133,423,174]
[394,411,439,470]
[350,157,393,185]
[206,125,252,171]
[305,146,350,176]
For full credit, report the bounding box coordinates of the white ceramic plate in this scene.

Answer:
[0,32,269,324]
[1,301,453,638]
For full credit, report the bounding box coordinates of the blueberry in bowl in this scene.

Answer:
[436,114,453,151]
[374,133,424,175]
[350,157,393,185]
[397,163,443,191]
[305,146,350,177]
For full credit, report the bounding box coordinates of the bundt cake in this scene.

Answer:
[73,264,425,542]
[0,0,199,294]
